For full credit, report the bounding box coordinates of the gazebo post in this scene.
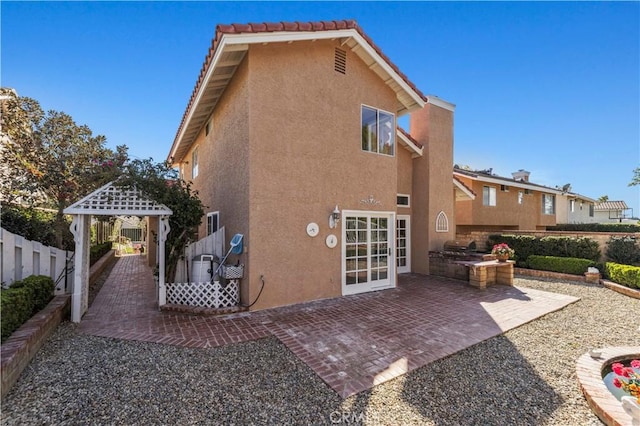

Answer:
[158,215,171,306]
[69,214,91,322]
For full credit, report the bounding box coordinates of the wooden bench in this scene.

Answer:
[458,260,514,290]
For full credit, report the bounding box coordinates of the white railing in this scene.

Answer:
[0,227,74,294]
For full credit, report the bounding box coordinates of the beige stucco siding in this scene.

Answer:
[246,40,398,310]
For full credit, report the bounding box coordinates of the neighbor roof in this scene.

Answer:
[453,167,562,194]
[168,20,427,164]
[595,201,629,211]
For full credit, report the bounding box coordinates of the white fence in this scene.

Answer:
[0,227,74,294]
[173,226,226,283]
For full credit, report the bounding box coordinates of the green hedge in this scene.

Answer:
[90,242,113,266]
[605,262,640,289]
[606,236,640,266]
[1,204,74,250]
[0,275,54,342]
[549,223,640,233]
[487,234,600,267]
[527,255,596,276]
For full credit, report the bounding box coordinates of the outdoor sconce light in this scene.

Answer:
[329,205,340,229]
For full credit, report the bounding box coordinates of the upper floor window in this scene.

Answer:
[569,199,575,212]
[518,191,524,205]
[542,194,556,215]
[361,105,395,156]
[483,186,496,206]
[192,147,199,179]
[501,185,510,192]
[589,203,594,217]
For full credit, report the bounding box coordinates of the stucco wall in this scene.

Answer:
[455,176,557,230]
[246,40,398,310]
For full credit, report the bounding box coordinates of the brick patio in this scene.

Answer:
[79,255,580,398]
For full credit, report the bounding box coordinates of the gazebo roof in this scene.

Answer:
[64,181,173,216]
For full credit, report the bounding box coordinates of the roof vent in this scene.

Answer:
[334,48,346,74]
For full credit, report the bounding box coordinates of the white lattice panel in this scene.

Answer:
[64,182,172,215]
[166,280,239,308]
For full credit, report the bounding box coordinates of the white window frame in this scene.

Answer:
[191,147,199,179]
[361,105,395,157]
[482,186,497,206]
[518,191,524,205]
[397,194,410,208]
[542,194,556,215]
[206,211,219,235]
[570,199,575,213]
[435,211,449,233]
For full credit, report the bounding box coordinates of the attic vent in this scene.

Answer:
[334,48,346,74]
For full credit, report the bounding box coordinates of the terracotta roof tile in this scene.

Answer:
[397,127,423,149]
[171,20,425,160]
[453,175,477,197]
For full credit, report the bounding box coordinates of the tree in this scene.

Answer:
[597,195,609,203]
[630,167,640,187]
[117,159,204,282]
[1,88,128,248]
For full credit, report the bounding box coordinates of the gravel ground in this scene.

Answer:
[2,277,639,425]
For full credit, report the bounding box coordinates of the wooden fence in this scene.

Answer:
[0,227,73,294]
[172,226,226,283]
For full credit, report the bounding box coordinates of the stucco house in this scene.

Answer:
[594,200,633,223]
[167,20,457,311]
[556,190,597,224]
[453,167,562,232]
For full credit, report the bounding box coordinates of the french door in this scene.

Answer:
[342,212,395,295]
[396,215,411,273]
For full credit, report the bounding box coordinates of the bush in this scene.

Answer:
[0,204,74,250]
[1,287,35,342]
[90,242,113,266]
[11,275,54,313]
[549,223,640,233]
[606,236,640,266]
[527,255,596,275]
[487,234,600,267]
[0,275,54,342]
[605,262,640,289]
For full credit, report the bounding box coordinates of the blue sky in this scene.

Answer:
[2,1,639,215]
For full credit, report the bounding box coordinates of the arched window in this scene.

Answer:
[435,211,449,233]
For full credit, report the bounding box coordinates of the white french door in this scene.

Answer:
[342,212,395,295]
[396,215,411,274]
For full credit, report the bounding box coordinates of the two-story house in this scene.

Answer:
[167,20,457,311]
[453,167,562,232]
[556,189,597,224]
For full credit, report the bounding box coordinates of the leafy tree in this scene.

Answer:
[630,166,640,187]
[116,159,204,282]
[597,195,609,203]
[1,88,128,248]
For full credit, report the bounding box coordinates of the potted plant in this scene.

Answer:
[491,243,514,262]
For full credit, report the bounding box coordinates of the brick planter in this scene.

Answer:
[1,295,70,399]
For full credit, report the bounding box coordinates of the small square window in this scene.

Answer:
[397,194,410,207]
[501,185,510,192]
[206,212,219,235]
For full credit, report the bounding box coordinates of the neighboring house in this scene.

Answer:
[453,167,562,232]
[167,20,457,311]
[594,201,633,223]
[556,190,597,224]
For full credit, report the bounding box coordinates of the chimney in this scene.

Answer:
[512,169,530,182]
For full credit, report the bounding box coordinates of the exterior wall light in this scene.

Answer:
[329,205,340,229]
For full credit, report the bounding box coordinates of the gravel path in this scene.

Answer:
[2,277,638,425]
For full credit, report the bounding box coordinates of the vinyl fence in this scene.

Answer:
[0,227,73,294]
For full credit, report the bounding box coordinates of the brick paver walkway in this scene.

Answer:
[80,255,580,398]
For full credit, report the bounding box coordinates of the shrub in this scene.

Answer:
[606,236,640,266]
[0,286,35,342]
[11,275,54,313]
[527,255,596,275]
[0,204,73,250]
[487,234,600,267]
[605,262,640,289]
[549,223,640,233]
[0,275,55,342]
[90,242,113,266]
